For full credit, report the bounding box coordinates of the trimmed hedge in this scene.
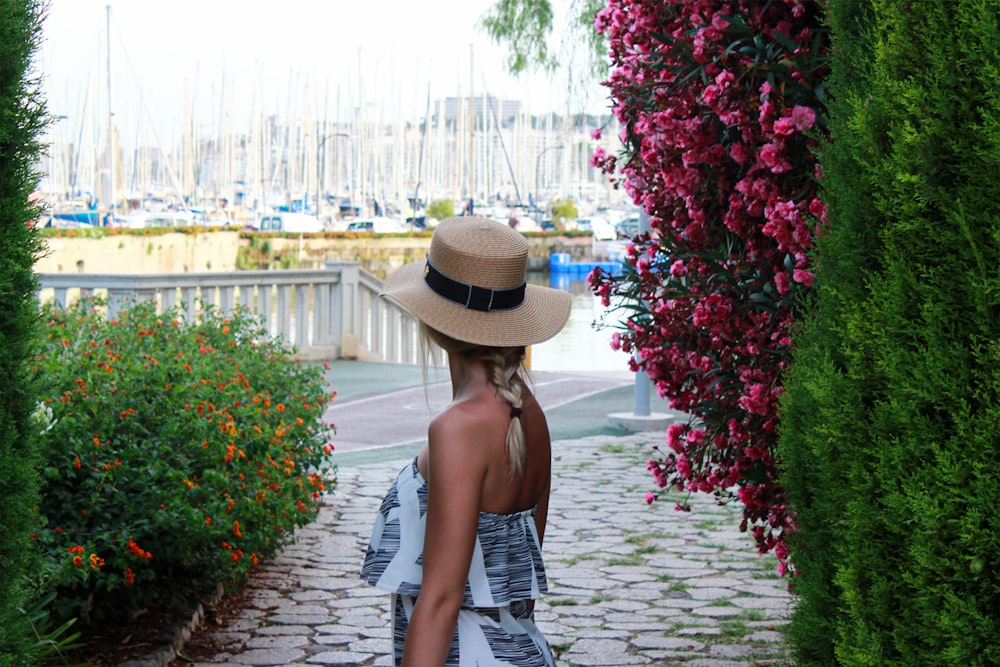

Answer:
[779,1,1000,664]
[0,0,48,663]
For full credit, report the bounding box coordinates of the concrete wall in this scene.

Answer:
[37,231,242,274]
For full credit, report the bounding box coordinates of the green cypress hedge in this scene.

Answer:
[777,1,881,663]
[0,0,48,663]
[780,0,1000,664]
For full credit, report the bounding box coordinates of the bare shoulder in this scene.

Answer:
[426,402,496,473]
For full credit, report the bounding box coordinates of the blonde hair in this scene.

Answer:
[419,323,529,477]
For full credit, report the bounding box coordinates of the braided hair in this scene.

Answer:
[420,323,529,476]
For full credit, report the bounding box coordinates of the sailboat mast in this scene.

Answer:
[413,82,430,210]
[106,4,114,219]
[467,43,474,203]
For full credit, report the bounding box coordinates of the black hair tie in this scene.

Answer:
[510,407,523,419]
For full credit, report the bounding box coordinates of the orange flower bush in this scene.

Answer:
[33,297,336,621]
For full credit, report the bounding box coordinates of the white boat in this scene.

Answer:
[117,210,194,229]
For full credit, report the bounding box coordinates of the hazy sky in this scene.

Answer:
[38,0,608,149]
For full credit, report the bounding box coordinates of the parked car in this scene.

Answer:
[346,217,407,233]
[254,212,324,234]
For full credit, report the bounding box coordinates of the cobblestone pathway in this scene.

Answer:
[177,432,792,667]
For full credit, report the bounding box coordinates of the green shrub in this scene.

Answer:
[33,298,336,623]
[426,199,455,221]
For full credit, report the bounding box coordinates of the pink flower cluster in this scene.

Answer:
[590,0,829,572]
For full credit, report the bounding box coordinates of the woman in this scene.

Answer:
[361,217,572,667]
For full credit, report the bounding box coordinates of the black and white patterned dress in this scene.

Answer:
[361,458,555,667]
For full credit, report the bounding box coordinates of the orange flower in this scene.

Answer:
[233,520,243,539]
[277,403,285,412]
[73,456,81,469]
[127,537,153,560]
[204,517,212,526]
[89,554,105,570]
[72,555,83,567]
[125,567,135,585]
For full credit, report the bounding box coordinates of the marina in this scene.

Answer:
[38,5,630,235]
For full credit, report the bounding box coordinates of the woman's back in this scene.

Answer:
[416,383,551,518]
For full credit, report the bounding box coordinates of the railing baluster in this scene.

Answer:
[258,283,273,336]
[181,286,198,321]
[162,286,178,312]
[36,265,416,364]
[219,285,236,315]
[276,284,292,342]
[315,283,332,347]
[294,284,309,350]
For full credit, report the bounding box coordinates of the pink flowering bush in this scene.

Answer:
[589,0,829,570]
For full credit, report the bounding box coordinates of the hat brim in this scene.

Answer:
[380,261,572,347]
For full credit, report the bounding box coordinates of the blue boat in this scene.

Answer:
[49,210,100,227]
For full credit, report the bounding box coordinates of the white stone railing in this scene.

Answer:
[37,264,425,364]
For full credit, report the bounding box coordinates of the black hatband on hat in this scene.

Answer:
[424,258,526,312]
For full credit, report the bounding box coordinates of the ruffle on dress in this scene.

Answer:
[361,458,548,608]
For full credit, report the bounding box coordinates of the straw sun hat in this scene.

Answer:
[379,217,572,348]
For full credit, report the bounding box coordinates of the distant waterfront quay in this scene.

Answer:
[36,232,631,372]
[35,230,623,275]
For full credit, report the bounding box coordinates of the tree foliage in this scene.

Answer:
[426,199,455,221]
[480,0,557,74]
[480,0,609,77]
[549,197,578,228]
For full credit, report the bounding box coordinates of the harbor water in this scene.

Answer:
[526,273,632,373]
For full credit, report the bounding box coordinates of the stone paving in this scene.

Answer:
[179,432,792,667]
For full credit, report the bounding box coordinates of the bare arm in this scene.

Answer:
[534,478,550,547]
[400,414,486,667]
